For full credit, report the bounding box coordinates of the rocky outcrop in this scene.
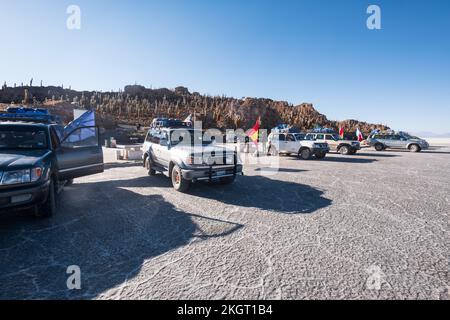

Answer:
[0,85,389,133]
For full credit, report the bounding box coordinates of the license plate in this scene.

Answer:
[216,171,227,176]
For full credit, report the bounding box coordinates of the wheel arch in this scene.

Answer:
[299,146,311,153]
[408,143,421,151]
[337,143,351,151]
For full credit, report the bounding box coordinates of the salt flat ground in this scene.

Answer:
[0,141,449,300]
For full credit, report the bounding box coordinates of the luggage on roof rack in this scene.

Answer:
[150,118,187,129]
[0,107,57,124]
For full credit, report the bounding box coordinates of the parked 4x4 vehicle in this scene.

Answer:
[305,133,361,155]
[143,125,243,192]
[367,132,429,152]
[0,109,104,217]
[267,132,329,160]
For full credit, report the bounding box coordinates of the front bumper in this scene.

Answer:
[0,180,50,212]
[182,164,244,182]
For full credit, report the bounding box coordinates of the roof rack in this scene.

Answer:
[150,118,189,129]
[0,107,57,124]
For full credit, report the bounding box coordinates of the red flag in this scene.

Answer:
[356,128,364,142]
[247,119,260,143]
[339,127,344,139]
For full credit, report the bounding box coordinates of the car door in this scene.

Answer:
[56,126,104,181]
[149,131,163,165]
[157,131,171,167]
[398,135,409,148]
[286,134,298,152]
[324,134,338,151]
[277,134,288,152]
[387,135,402,148]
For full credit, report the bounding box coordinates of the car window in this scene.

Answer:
[62,127,99,148]
[286,134,296,142]
[151,132,161,144]
[390,135,401,140]
[295,134,305,140]
[0,126,48,150]
[278,134,286,141]
[316,134,324,140]
[325,134,334,140]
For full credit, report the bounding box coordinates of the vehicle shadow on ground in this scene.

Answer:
[187,175,332,215]
[104,161,143,170]
[372,149,450,155]
[0,176,242,300]
[311,156,378,164]
[355,152,399,158]
[421,151,450,155]
[254,167,308,173]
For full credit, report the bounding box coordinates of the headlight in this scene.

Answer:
[185,155,204,166]
[0,167,43,185]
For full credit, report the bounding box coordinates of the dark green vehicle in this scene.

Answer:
[0,109,104,217]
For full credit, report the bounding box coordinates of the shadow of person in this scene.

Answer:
[0,176,242,299]
[187,175,332,215]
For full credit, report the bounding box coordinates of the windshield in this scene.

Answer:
[170,129,214,146]
[0,126,48,150]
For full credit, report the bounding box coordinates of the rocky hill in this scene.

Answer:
[0,84,389,134]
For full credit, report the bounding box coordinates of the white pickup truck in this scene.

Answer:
[267,132,330,160]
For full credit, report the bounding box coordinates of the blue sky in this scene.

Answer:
[1,0,449,133]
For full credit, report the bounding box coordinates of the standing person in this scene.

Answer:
[260,129,268,156]
[244,136,250,153]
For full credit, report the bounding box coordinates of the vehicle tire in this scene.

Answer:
[36,179,57,218]
[374,144,385,152]
[409,144,421,153]
[145,157,156,176]
[315,152,326,160]
[298,148,312,160]
[220,175,236,185]
[339,145,351,155]
[171,165,190,192]
[269,146,278,156]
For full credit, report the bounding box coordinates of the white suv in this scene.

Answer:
[267,132,330,160]
[142,126,243,192]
